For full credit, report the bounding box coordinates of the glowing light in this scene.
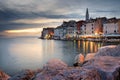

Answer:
[95,32,98,35]
[5,28,42,33]
[12,18,79,24]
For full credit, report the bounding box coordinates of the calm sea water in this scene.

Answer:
[0,36,119,76]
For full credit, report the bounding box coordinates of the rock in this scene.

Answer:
[83,56,120,80]
[35,67,101,80]
[9,69,35,80]
[85,53,96,61]
[43,59,68,71]
[35,59,68,80]
[34,59,101,80]
[52,68,101,80]
[95,45,120,57]
[74,53,85,66]
[0,70,10,80]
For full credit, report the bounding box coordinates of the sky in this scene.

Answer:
[0,0,120,37]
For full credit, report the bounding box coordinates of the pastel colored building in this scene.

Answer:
[81,17,107,35]
[103,18,119,35]
[81,19,96,35]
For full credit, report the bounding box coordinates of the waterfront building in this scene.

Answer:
[54,21,68,40]
[54,26,64,39]
[95,17,107,35]
[54,26,60,39]
[54,20,77,40]
[117,19,120,34]
[76,20,85,34]
[81,17,107,36]
[81,19,96,35]
[41,8,120,40]
[66,20,77,39]
[41,28,54,39]
[103,18,119,35]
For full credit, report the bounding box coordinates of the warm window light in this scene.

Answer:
[95,32,98,35]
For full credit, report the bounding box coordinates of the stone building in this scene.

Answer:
[54,20,77,40]
[81,19,96,35]
[54,26,64,39]
[81,17,107,35]
[95,17,107,35]
[41,28,54,39]
[103,18,119,35]
[76,20,85,35]
[66,20,77,39]
[117,19,120,34]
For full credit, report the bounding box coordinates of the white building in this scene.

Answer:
[66,20,77,39]
[54,26,64,39]
[103,18,119,35]
[103,23,118,34]
[81,20,96,35]
[54,20,77,40]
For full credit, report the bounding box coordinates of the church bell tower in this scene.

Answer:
[86,8,89,21]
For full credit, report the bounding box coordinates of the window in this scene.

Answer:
[106,31,107,34]
[91,24,93,26]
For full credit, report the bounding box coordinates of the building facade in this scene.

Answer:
[41,8,120,40]
[81,17,107,35]
[66,20,77,39]
[81,19,96,35]
[41,28,54,39]
[76,20,85,34]
[103,18,119,35]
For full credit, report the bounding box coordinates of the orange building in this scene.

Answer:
[95,17,107,35]
[76,20,85,34]
[117,19,120,34]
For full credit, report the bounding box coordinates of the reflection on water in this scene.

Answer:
[0,37,119,76]
[74,40,103,56]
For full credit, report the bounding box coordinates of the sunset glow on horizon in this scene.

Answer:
[5,28,42,33]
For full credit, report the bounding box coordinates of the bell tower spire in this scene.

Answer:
[86,8,89,21]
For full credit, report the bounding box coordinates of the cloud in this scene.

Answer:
[0,0,120,36]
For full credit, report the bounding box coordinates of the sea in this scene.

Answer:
[0,36,119,76]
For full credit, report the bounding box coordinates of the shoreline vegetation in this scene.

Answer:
[0,45,120,80]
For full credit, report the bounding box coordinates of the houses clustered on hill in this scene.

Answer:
[41,8,120,40]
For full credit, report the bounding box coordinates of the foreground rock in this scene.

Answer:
[85,53,96,61]
[34,55,120,80]
[0,70,10,80]
[34,59,101,80]
[52,68,101,80]
[35,59,68,80]
[9,70,35,80]
[83,56,120,80]
[95,45,120,57]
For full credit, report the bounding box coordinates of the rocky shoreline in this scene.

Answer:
[0,45,120,80]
